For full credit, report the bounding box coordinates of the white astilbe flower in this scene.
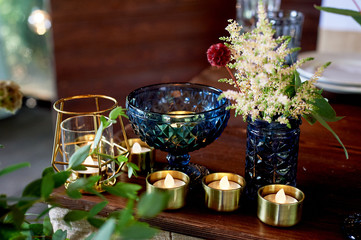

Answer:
[218,1,329,126]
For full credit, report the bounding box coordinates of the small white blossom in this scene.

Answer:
[278,95,289,106]
[264,63,274,74]
[218,1,326,126]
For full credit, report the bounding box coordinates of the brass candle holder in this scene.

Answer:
[51,95,129,191]
[257,184,305,227]
[146,170,189,210]
[202,172,246,212]
[120,138,155,176]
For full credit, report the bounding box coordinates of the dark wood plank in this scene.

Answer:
[51,0,321,105]
[51,0,236,103]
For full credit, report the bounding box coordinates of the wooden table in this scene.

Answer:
[52,68,361,240]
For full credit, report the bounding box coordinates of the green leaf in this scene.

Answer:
[116,200,135,229]
[100,115,109,128]
[85,233,96,240]
[127,162,140,171]
[52,171,71,188]
[87,217,105,229]
[9,206,25,229]
[0,194,7,208]
[121,222,158,240]
[42,167,54,177]
[41,173,55,199]
[22,179,42,197]
[93,218,116,240]
[36,205,56,220]
[128,165,133,179]
[70,165,87,171]
[88,201,108,218]
[352,16,361,25]
[29,223,43,236]
[52,229,67,240]
[312,112,349,159]
[103,182,141,199]
[294,70,301,90]
[66,176,101,199]
[109,107,126,120]
[312,97,343,122]
[43,216,53,236]
[315,5,361,17]
[9,234,28,240]
[63,210,89,224]
[0,162,30,177]
[116,155,128,164]
[302,114,317,125]
[68,144,91,169]
[136,191,168,219]
[92,121,104,149]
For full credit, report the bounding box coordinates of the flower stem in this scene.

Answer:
[352,0,361,13]
[225,65,242,92]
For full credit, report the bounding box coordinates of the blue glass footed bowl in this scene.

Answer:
[126,83,230,183]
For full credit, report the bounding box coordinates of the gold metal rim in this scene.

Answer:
[202,172,246,191]
[53,94,118,115]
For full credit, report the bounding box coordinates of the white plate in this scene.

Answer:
[297,51,361,87]
[299,75,361,94]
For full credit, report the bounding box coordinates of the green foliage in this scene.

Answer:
[52,229,68,240]
[68,144,91,169]
[137,192,169,219]
[64,210,89,224]
[93,218,116,240]
[103,182,142,200]
[0,107,167,240]
[121,222,158,240]
[0,162,30,177]
[88,201,108,218]
[315,5,361,26]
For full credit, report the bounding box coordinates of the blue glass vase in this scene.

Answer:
[126,83,230,185]
[245,117,301,199]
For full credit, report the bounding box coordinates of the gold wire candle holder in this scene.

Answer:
[51,94,130,190]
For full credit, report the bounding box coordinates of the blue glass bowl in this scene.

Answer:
[126,83,230,182]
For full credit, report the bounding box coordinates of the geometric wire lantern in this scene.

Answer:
[51,94,129,181]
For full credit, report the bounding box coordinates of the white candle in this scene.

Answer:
[264,188,298,204]
[76,156,100,174]
[131,142,151,154]
[208,176,241,190]
[153,173,186,189]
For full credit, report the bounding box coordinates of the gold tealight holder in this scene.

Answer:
[257,184,305,227]
[51,95,129,192]
[146,170,189,210]
[202,172,246,212]
[120,138,155,176]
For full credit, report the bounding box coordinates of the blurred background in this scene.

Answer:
[0,0,359,199]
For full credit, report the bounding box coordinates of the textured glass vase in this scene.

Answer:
[245,117,301,199]
[126,83,230,185]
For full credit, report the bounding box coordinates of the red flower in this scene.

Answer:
[207,43,231,67]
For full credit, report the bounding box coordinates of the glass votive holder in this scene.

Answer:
[202,172,246,212]
[267,10,304,65]
[120,138,155,176]
[146,170,190,210]
[60,115,116,192]
[257,184,305,227]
